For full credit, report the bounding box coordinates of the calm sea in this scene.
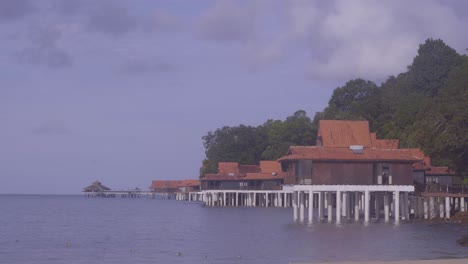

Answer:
[0,194,467,264]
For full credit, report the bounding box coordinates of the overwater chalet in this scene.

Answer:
[279,120,422,186]
[201,161,285,190]
[278,120,424,224]
[411,149,455,186]
[150,179,200,200]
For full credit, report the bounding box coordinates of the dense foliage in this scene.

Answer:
[201,39,467,178]
[200,110,315,176]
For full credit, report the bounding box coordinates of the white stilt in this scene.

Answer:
[327,192,333,222]
[423,197,429,220]
[429,197,435,219]
[293,192,298,222]
[439,198,445,219]
[342,192,347,217]
[299,191,305,222]
[394,191,400,223]
[336,190,341,224]
[384,194,389,222]
[364,190,370,223]
[461,197,466,212]
[445,196,450,219]
[308,190,314,223]
[317,192,323,220]
[355,192,360,221]
[266,193,269,207]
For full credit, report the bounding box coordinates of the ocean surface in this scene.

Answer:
[0,194,467,264]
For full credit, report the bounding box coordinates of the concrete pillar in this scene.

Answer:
[439,198,445,219]
[318,192,323,220]
[299,191,305,222]
[374,194,380,220]
[461,197,466,212]
[327,192,333,222]
[394,191,400,223]
[253,193,257,207]
[336,190,341,224]
[342,192,347,217]
[364,190,370,223]
[384,194,389,222]
[429,197,435,219]
[445,196,451,219]
[266,193,269,207]
[293,191,298,222]
[404,192,409,220]
[308,190,314,223]
[223,192,227,206]
[354,192,360,221]
[423,198,428,219]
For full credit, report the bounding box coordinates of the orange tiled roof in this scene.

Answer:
[370,133,399,149]
[426,166,455,176]
[239,165,261,174]
[318,120,372,147]
[278,146,423,162]
[218,162,239,175]
[260,161,282,173]
[151,180,200,189]
[202,173,283,181]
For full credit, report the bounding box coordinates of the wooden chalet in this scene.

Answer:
[201,161,285,190]
[278,120,423,185]
[150,179,200,193]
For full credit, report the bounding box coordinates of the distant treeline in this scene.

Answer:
[200,39,468,178]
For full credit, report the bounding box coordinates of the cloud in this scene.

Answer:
[143,10,181,33]
[117,57,175,75]
[86,2,137,37]
[214,0,468,81]
[198,0,256,42]
[0,0,35,22]
[32,122,70,135]
[15,26,73,69]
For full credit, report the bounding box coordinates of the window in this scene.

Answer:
[239,182,248,187]
[426,176,439,184]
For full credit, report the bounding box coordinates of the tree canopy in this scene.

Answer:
[201,39,467,178]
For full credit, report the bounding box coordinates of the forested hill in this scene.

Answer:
[200,39,468,178]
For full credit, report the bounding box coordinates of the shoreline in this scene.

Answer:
[292,259,468,264]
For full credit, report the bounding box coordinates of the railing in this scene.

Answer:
[421,183,467,194]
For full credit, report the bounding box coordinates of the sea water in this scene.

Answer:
[0,194,467,264]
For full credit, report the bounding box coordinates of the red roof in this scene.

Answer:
[426,166,455,176]
[202,161,284,181]
[317,120,372,147]
[151,180,200,189]
[218,162,239,175]
[278,146,423,162]
[239,165,261,174]
[260,161,282,173]
[371,133,399,149]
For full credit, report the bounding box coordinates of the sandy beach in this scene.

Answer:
[293,259,468,264]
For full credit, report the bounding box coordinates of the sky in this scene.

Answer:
[1,0,468,194]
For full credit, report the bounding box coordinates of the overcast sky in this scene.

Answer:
[1,0,467,194]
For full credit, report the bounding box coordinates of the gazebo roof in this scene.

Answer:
[83,181,111,192]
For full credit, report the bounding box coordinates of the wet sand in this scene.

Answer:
[293,259,468,264]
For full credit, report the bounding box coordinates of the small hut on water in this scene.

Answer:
[83,181,111,197]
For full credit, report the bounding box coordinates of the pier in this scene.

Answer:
[83,189,154,198]
[191,189,294,207]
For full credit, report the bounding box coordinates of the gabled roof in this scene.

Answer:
[370,133,399,149]
[151,180,200,189]
[259,161,282,173]
[317,120,372,147]
[218,162,239,175]
[202,161,284,181]
[239,165,261,174]
[278,146,423,162]
[426,166,455,176]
